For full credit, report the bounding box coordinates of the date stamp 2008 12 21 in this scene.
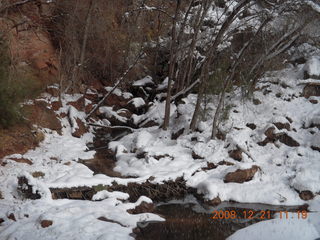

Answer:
[211,210,308,220]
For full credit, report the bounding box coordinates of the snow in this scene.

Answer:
[1,51,320,240]
[132,76,153,87]
[304,56,320,77]
[128,97,146,108]
[228,217,320,240]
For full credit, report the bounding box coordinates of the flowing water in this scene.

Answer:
[134,197,308,240]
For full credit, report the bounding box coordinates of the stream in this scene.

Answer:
[134,198,308,240]
[83,128,309,240]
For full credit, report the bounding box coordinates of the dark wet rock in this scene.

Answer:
[40,220,53,228]
[309,99,318,104]
[299,190,314,201]
[246,123,256,130]
[171,128,185,140]
[0,218,4,225]
[228,148,243,161]
[127,202,155,214]
[224,165,260,183]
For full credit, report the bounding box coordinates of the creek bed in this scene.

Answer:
[134,197,308,240]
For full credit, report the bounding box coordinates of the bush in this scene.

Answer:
[0,36,42,128]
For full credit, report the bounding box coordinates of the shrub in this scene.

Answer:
[0,36,42,128]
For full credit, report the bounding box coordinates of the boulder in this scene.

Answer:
[127,201,155,214]
[40,220,53,228]
[228,148,243,161]
[303,82,320,98]
[224,165,260,183]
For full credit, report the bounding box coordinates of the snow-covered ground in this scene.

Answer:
[1,60,320,239]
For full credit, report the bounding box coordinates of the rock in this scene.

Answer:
[192,151,205,160]
[309,99,318,104]
[72,118,88,138]
[224,165,260,183]
[68,97,85,111]
[205,197,221,206]
[299,190,314,201]
[253,98,262,105]
[117,109,133,119]
[278,134,300,147]
[17,176,41,200]
[7,213,16,221]
[0,218,4,225]
[171,128,185,140]
[228,148,243,161]
[303,83,320,98]
[264,127,276,139]
[259,127,299,147]
[246,123,256,130]
[40,220,53,228]
[127,97,148,115]
[311,146,320,152]
[127,201,155,214]
[8,157,33,165]
[202,162,217,171]
[51,100,62,111]
[216,130,226,141]
[273,122,290,131]
[218,160,234,166]
[104,93,128,109]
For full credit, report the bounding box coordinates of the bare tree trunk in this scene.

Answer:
[66,0,95,93]
[211,17,270,139]
[189,0,251,131]
[163,0,181,130]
